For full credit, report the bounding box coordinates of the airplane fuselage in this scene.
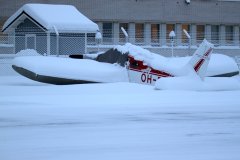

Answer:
[127,55,173,85]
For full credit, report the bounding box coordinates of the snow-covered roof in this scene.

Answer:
[2,3,99,33]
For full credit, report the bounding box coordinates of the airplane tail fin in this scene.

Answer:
[188,39,214,80]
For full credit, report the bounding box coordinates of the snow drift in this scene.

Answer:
[155,76,240,91]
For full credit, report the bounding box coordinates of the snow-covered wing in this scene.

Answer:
[12,56,128,84]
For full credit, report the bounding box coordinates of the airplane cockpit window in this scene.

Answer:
[130,60,138,68]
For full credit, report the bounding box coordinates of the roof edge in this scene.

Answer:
[2,11,47,33]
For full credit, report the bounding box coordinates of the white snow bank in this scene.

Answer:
[3,4,99,33]
[115,43,239,76]
[155,76,240,91]
[12,56,128,83]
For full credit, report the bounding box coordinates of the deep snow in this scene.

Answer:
[1,76,240,160]
[155,76,240,91]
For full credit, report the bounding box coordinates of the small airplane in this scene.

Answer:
[12,39,239,85]
[126,39,213,85]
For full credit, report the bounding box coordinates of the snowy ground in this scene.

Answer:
[1,76,240,160]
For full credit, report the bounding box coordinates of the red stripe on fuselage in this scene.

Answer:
[129,68,171,77]
[128,55,173,78]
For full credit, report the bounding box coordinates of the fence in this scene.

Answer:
[92,29,238,46]
[0,30,239,53]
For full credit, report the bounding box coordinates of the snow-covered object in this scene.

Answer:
[12,56,129,83]
[115,43,182,76]
[2,4,99,33]
[207,54,239,76]
[12,47,239,86]
[167,54,239,77]
[16,49,41,57]
[169,31,176,37]
[95,31,102,40]
[115,42,238,77]
[155,76,240,91]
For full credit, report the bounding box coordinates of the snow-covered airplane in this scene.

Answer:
[12,39,239,85]
[126,39,213,85]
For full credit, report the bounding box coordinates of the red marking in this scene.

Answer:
[128,55,173,78]
[194,48,212,72]
[194,59,205,72]
[128,56,148,70]
[150,68,172,77]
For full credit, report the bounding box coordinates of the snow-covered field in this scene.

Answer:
[1,75,240,160]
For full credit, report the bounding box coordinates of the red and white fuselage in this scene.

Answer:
[127,55,173,85]
[127,39,214,85]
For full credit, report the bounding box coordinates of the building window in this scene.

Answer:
[166,24,175,45]
[197,25,205,44]
[226,26,233,45]
[102,22,113,44]
[211,25,219,45]
[151,24,160,45]
[119,23,128,43]
[182,24,190,45]
[135,23,144,44]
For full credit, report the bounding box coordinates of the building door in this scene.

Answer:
[25,34,36,50]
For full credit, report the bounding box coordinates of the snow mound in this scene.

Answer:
[16,49,42,57]
[155,76,240,91]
